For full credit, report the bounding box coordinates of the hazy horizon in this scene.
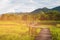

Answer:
[0,0,60,14]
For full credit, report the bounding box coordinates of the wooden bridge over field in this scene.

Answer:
[35,28,52,40]
[29,21,60,40]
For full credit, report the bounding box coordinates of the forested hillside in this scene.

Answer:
[0,10,60,21]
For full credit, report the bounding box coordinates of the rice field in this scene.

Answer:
[0,21,40,40]
[0,21,60,40]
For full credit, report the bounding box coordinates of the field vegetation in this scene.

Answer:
[0,10,60,40]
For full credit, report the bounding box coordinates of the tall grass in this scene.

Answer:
[50,27,60,40]
[0,21,40,40]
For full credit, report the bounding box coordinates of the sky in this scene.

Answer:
[0,0,60,14]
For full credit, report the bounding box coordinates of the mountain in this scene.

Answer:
[32,6,60,13]
[32,7,51,13]
[52,6,60,11]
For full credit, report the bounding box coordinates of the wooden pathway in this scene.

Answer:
[35,28,52,40]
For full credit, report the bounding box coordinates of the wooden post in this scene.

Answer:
[29,27,37,37]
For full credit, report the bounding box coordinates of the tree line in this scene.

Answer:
[0,10,60,21]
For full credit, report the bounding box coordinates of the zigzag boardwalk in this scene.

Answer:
[35,28,52,40]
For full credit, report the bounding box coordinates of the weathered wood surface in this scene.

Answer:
[35,28,52,40]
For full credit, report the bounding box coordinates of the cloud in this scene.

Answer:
[29,0,35,3]
[0,0,60,14]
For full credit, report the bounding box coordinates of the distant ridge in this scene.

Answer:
[32,6,60,13]
[52,6,60,11]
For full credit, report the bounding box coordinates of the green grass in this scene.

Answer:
[0,33,34,40]
[50,27,60,40]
